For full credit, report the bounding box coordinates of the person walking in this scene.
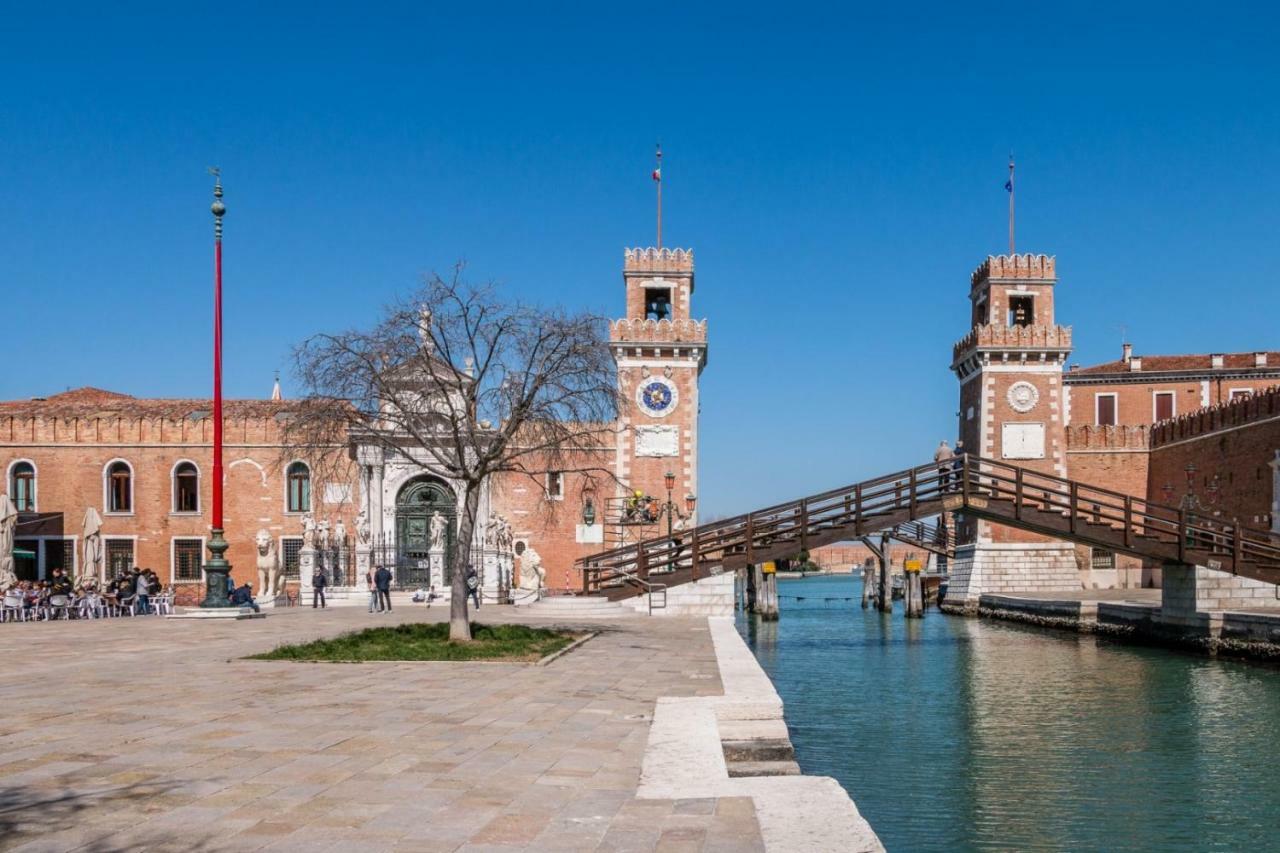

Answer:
[134,568,151,615]
[465,565,481,610]
[312,566,327,609]
[366,566,380,613]
[374,564,392,612]
[934,439,956,492]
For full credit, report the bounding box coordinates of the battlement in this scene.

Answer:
[623,247,694,273]
[1150,385,1280,448]
[952,323,1072,364]
[0,397,306,446]
[610,317,707,344]
[971,253,1056,287]
[1065,424,1151,451]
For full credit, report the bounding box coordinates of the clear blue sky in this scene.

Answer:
[4,3,1278,516]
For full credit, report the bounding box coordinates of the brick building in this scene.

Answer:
[949,252,1280,600]
[0,389,360,604]
[0,246,707,599]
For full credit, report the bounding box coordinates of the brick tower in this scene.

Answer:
[949,254,1080,601]
[610,248,707,540]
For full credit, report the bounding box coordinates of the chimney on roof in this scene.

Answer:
[1211,353,1224,369]
[1255,352,1268,367]
[1122,342,1133,364]
[1129,356,1142,372]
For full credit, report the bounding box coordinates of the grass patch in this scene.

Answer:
[247,622,578,663]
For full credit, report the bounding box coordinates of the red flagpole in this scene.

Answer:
[203,170,232,607]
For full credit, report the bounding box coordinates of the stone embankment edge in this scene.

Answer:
[637,616,884,853]
[942,596,1280,662]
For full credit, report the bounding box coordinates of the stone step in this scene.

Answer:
[721,738,796,763]
[726,759,802,778]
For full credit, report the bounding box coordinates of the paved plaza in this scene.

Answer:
[0,607,765,852]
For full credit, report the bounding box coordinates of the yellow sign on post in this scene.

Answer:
[904,558,922,573]
[761,561,776,574]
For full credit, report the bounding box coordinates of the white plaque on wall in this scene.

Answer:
[634,425,680,457]
[323,483,352,504]
[1001,423,1045,460]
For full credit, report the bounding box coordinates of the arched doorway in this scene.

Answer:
[395,477,456,587]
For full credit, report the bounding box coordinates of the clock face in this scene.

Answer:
[637,377,678,417]
[1007,381,1040,413]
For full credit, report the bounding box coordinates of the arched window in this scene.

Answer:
[106,460,133,513]
[173,461,200,513]
[9,461,35,512]
[286,462,311,513]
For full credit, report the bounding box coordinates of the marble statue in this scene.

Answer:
[517,545,545,591]
[78,506,104,589]
[429,510,447,550]
[255,529,282,598]
[334,519,347,548]
[318,519,331,552]
[485,515,501,549]
[502,518,515,554]
[301,513,317,549]
[355,508,371,545]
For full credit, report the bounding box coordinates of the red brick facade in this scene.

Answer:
[0,389,359,603]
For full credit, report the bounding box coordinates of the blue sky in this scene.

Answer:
[4,3,1279,516]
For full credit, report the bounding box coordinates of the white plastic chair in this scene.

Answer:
[1,593,25,623]
[47,594,72,620]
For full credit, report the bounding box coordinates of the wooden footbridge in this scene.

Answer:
[577,455,1280,601]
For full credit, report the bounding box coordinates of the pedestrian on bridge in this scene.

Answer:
[935,440,956,491]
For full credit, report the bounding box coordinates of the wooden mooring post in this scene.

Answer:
[860,533,893,613]
[758,560,780,621]
[860,558,875,609]
[904,554,924,618]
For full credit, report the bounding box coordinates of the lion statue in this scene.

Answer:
[515,543,545,592]
[256,529,283,599]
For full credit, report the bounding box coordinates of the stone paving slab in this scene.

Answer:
[0,607,763,852]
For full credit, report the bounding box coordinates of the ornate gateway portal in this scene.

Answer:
[394,478,455,588]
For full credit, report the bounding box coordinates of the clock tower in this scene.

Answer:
[610,248,707,538]
[948,253,1081,603]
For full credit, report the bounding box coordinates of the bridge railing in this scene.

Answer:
[964,456,1280,570]
[581,459,952,594]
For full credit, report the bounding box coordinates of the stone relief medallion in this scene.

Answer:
[1007,381,1040,413]
[636,376,678,418]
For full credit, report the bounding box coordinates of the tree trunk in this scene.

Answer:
[449,485,481,642]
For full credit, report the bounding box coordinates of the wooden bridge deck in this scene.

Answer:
[577,456,1280,602]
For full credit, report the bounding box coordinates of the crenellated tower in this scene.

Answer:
[948,253,1081,601]
[610,248,707,540]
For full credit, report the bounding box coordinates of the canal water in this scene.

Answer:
[738,574,1280,852]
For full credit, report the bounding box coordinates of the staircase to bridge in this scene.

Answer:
[576,455,1280,602]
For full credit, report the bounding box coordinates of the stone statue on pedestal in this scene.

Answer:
[301,514,317,549]
[255,529,283,598]
[334,519,347,548]
[355,509,371,546]
[318,519,331,552]
[517,544,545,591]
[429,510,447,550]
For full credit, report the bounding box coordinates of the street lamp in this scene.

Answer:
[582,496,596,526]
[201,169,232,608]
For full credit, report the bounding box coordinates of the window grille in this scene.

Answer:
[282,537,303,580]
[105,539,135,578]
[1090,549,1116,571]
[174,539,204,581]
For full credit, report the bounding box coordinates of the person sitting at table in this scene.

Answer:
[49,568,73,597]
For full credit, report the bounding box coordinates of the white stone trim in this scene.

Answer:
[102,458,135,516]
[170,535,207,585]
[170,458,202,515]
[283,459,311,515]
[1151,390,1176,422]
[6,457,37,512]
[1094,392,1118,426]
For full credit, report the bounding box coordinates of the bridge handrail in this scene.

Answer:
[579,455,1280,594]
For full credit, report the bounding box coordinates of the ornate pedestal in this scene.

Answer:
[429,547,446,590]
[299,546,317,595]
[355,544,372,579]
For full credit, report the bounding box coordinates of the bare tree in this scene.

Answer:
[286,266,621,641]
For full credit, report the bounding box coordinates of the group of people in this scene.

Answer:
[2,566,166,619]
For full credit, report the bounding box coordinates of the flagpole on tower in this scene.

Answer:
[653,143,663,249]
[1006,154,1016,255]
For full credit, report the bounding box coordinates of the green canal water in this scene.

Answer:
[737,574,1280,852]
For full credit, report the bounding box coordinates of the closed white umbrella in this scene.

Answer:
[81,507,104,587]
[0,494,18,590]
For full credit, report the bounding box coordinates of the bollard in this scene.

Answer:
[904,556,924,618]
